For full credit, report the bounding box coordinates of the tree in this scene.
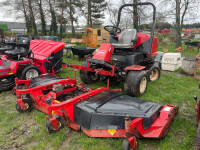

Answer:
[68,0,83,37]
[28,0,37,35]
[48,0,57,36]
[133,0,139,31]
[36,0,47,35]
[86,0,107,28]
[176,0,181,47]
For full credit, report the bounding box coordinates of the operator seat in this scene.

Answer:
[5,37,31,60]
[112,29,137,49]
[0,38,16,54]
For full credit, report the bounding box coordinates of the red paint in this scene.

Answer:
[92,43,114,62]
[32,40,65,57]
[123,65,146,71]
[147,37,158,57]
[30,40,44,49]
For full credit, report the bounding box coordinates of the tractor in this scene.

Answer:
[64,2,160,97]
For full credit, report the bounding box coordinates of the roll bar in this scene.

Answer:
[116,2,156,48]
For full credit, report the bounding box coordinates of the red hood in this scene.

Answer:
[32,40,65,57]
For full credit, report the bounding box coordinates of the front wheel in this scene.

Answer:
[79,62,99,84]
[124,71,148,97]
[122,136,138,150]
[20,65,41,80]
[46,116,65,134]
[194,122,200,150]
[16,98,33,113]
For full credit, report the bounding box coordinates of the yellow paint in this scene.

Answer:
[52,110,54,115]
[54,100,60,103]
[108,129,116,135]
[2,79,6,81]
[9,73,13,75]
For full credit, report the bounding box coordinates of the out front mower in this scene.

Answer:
[0,38,65,91]
[63,2,160,97]
[15,74,178,150]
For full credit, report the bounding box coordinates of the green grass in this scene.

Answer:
[0,49,198,150]
[158,43,199,57]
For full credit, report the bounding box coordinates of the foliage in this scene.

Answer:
[155,33,176,46]
[140,22,172,30]
[58,32,84,39]
[0,24,8,31]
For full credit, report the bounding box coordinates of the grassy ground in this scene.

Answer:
[158,42,199,57]
[0,44,199,150]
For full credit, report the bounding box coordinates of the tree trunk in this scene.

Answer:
[88,0,92,28]
[60,0,64,40]
[48,0,57,36]
[22,0,30,33]
[28,0,37,35]
[176,0,182,47]
[181,0,189,30]
[38,0,46,36]
[133,0,138,31]
[87,0,90,27]
[69,0,75,37]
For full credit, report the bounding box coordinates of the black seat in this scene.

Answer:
[5,37,30,59]
[0,38,16,54]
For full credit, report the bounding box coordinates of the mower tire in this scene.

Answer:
[124,70,148,97]
[46,116,65,134]
[123,139,131,150]
[194,122,200,150]
[79,61,99,84]
[20,65,41,80]
[147,65,161,82]
[16,98,33,113]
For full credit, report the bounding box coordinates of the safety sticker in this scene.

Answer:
[96,50,106,56]
[108,129,116,135]
[164,107,171,111]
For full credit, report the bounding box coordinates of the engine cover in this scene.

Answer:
[92,43,114,62]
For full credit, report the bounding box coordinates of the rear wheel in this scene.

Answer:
[46,116,65,134]
[124,71,148,97]
[16,98,32,113]
[194,122,200,150]
[20,65,41,80]
[148,66,161,82]
[79,61,99,84]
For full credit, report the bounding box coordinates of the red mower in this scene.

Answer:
[0,38,65,91]
[15,74,178,150]
[63,2,160,97]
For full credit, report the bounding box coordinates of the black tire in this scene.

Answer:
[79,61,99,84]
[147,65,161,82]
[123,137,138,150]
[16,98,33,113]
[124,71,148,97]
[123,139,131,150]
[86,54,93,60]
[46,116,65,134]
[194,122,200,150]
[20,65,41,80]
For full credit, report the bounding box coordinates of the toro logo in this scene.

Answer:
[96,50,106,56]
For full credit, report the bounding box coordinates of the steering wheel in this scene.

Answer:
[104,25,121,35]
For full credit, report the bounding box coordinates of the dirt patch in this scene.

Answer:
[161,70,188,77]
